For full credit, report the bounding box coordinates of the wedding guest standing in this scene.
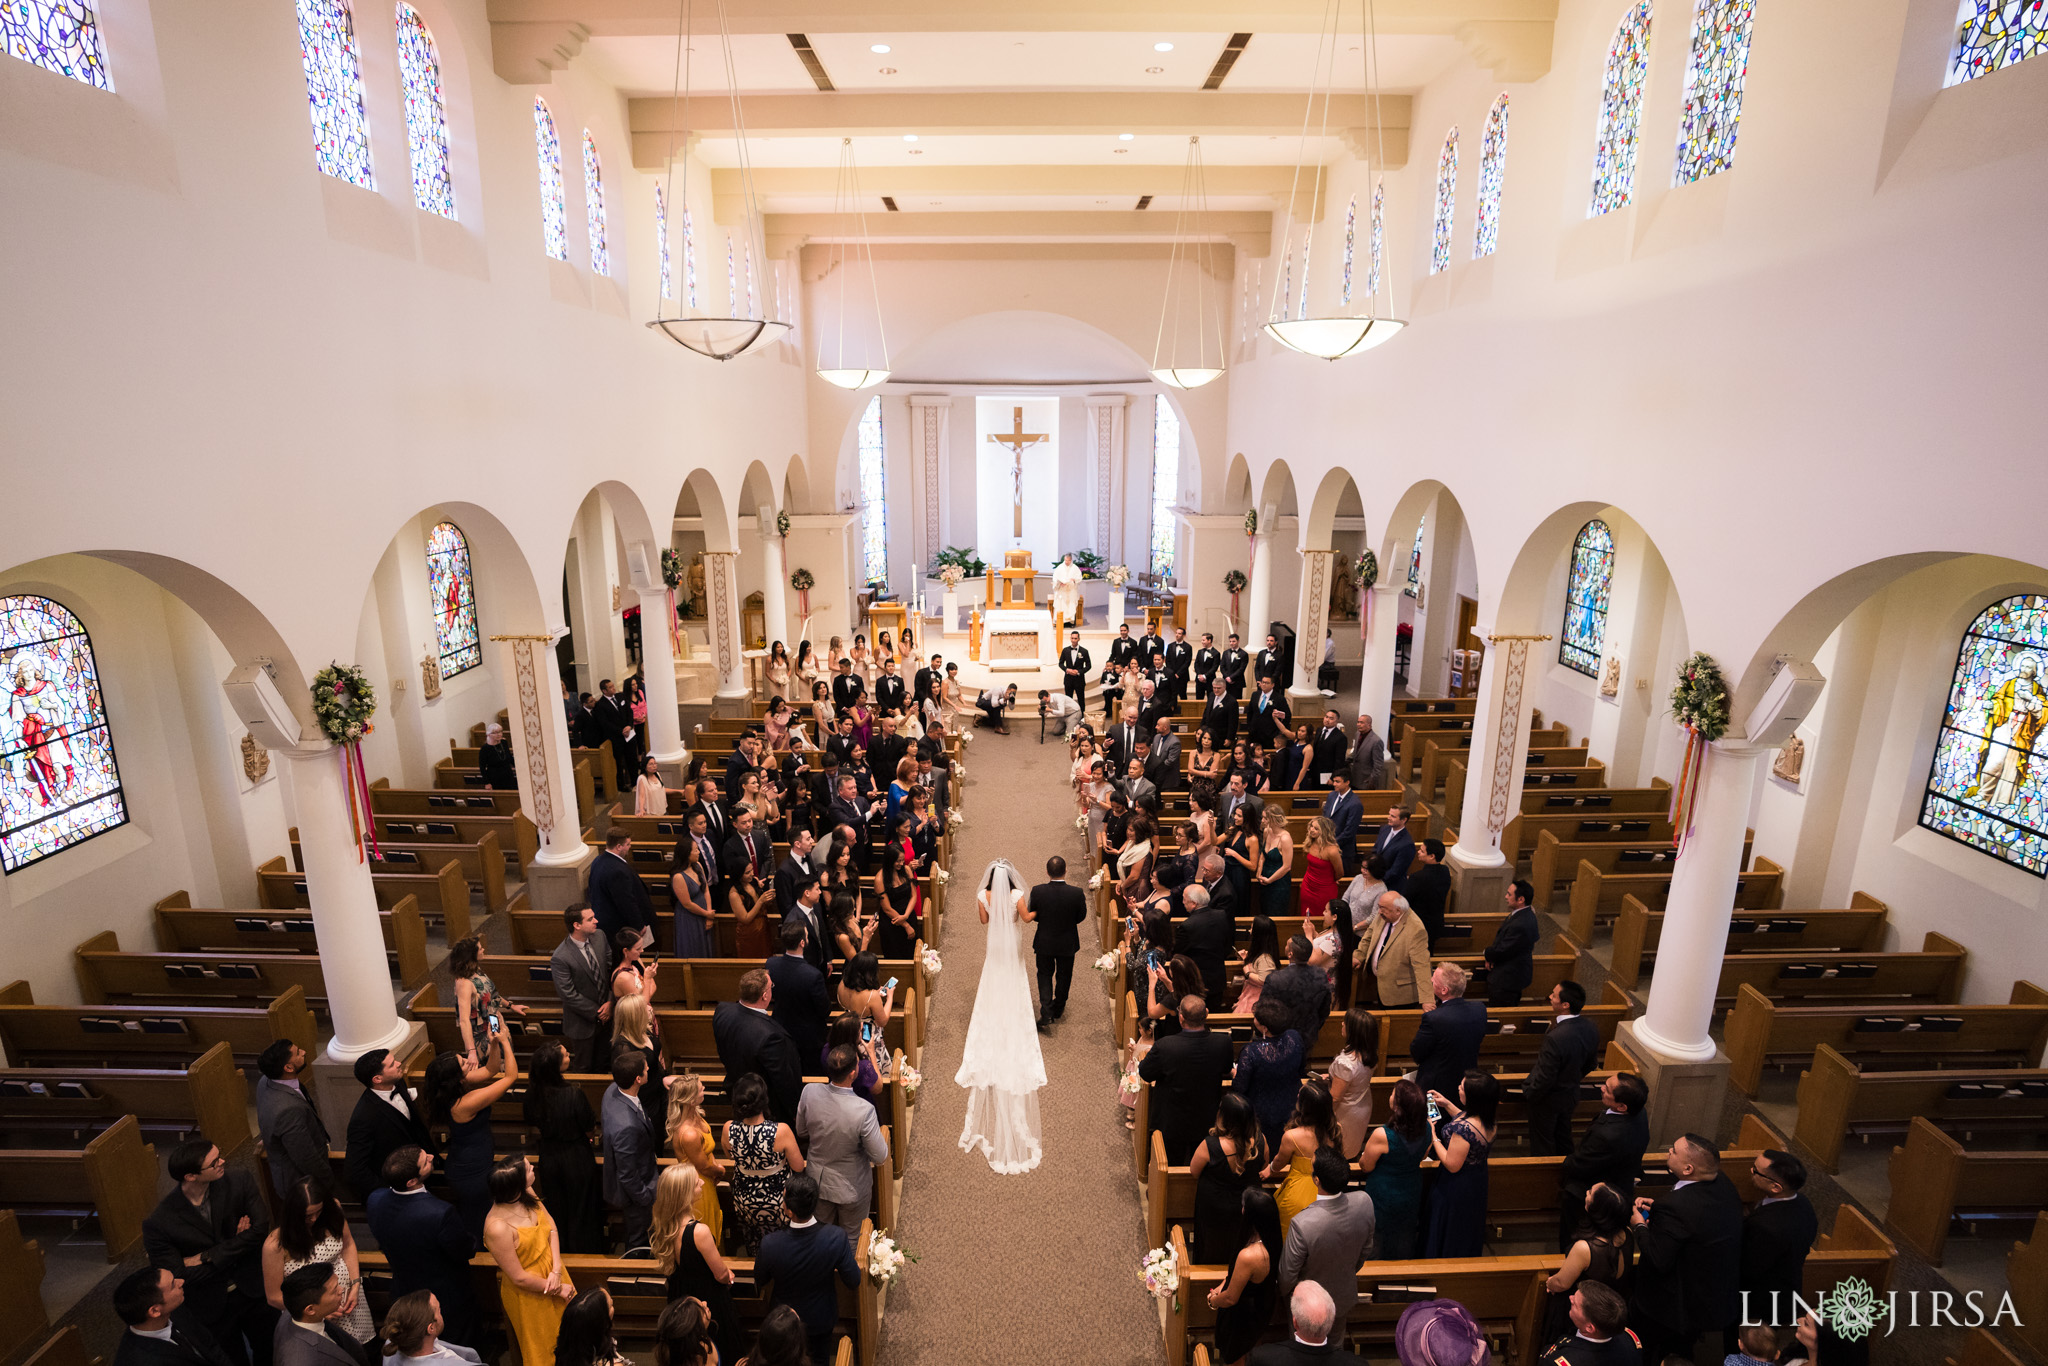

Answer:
[1423,1070,1500,1258]
[651,1165,740,1366]
[522,1043,604,1254]
[724,1073,805,1254]
[482,1157,572,1366]
[1190,1095,1267,1265]
[1325,1008,1378,1159]
[1359,1078,1429,1260]
[259,1178,373,1345]
[423,1035,518,1241]
[1208,1189,1283,1366]
[144,1140,274,1366]
[365,1149,477,1348]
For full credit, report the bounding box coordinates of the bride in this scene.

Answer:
[956,859,1047,1174]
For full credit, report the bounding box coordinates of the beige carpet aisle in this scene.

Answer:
[876,725,1164,1366]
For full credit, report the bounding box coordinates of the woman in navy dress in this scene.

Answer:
[1422,1069,1499,1259]
[424,1034,519,1239]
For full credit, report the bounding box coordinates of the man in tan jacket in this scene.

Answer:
[1353,889,1434,1007]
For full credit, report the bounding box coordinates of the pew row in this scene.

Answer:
[1885,1115,2048,1264]
[0,980,317,1066]
[76,931,355,1018]
[0,1039,250,1156]
[2007,1212,2048,1363]
[1529,828,1753,914]
[1565,856,1784,945]
[1724,981,2048,1096]
[291,826,505,915]
[256,853,474,944]
[1444,760,1609,830]
[0,1114,157,1261]
[1659,932,1967,1019]
[1607,892,1889,993]
[1499,784,1673,868]
[1794,1045,2048,1172]
[153,890,431,990]
[0,1211,49,1365]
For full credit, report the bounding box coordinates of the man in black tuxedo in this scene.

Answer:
[1630,1134,1745,1365]
[143,1140,273,1366]
[1024,856,1088,1029]
[1219,633,1249,700]
[364,1147,478,1343]
[691,776,732,846]
[830,656,864,708]
[1559,1072,1651,1251]
[1200,675,1238,748]
[1485,878,1542,1006]
[1104,706,1147,773]
[1246,677,1290,749]
[1738,1150,1819,1335]
[721,804,775,891]
[768,919,831,1068]
[1139,996,1236,1165]
[595,678,641,778]
[775,827,818,914]
[1522,981,1601,1156]
[1254,631,1285,685]
[1059,632,1092,707]
[1137,624,1166,672]
[1260,936,1331,1041]
[113,1266,237,1366]
[1409,963,1487,1101]
[823,713,860,768]
[1405,838,1452,948]
[1107,622,1139,669]
[344,1048,430,1202]
[713,969,805,1122]
[1369,804,1416,892]
[1192,632,1222,697]
[756,1173,862,1366]
[571,693,603,749]
[1321,772,1363,874]
[586,828,655,946]
[871,656,905,715]
[722,730,763,794]
[1248,1282,1367,1366]
[781,876,830,974]
[867,714,909,790]
[828,772,883,870]
[1307,708,1350,787]
[1164,628,1193,698]
[1176,883,1235,1005]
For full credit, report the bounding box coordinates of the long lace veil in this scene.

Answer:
[955,858,1046,1174]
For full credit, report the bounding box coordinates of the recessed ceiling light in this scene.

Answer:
[878,66,896,74]
[1154,41,1174,52]
[870,43,890,53]
[1119,133,1135,141]
[906,148,922,154]
[1146,65,1165,73]
[1113,147,1128,153]
[903,133,918,142]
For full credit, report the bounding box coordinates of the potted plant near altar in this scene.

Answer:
[1105,564,1131,626]
[937,563,965,632]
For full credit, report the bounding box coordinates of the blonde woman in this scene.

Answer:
[610,994,669,1139]
[662,1073,725,1246]
[483,1155,572,1366]
[1300,815,1344,922]
[650,1164,740,1366]
[1256,804,1296,921]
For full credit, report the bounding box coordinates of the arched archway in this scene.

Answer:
[673,470,747,700]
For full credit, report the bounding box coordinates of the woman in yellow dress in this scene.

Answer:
[482,1155,573,1366]
[1263,1079,1340,1239]
[664,1072,725,1246]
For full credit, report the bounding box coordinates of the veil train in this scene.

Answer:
[955,858,1047,1174]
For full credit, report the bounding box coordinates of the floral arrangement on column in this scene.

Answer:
[1223,569,1248,633]
[1668,651,1731,853]
[1106,564,1131,589]
[775,510,791,539]
[659,549,686,653]
[1354,549,1380,639]
[311,664,379,862]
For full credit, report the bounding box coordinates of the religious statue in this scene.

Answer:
[420,650,443,701]
[1600,654,1622,698]
[240,732,270,784]
[1328,569,1358,622]
[1965,654,2046,808]
[986,406,1049,542]
[1051,554,1084,630]
[686,553,707,619]
[1773,734,1805,786]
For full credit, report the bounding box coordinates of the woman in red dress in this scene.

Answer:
[1299,815,1344,918]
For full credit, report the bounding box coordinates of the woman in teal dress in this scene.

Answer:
[1358,1076,1430,1259]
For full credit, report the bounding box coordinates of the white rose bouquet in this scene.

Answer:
[920,945,942,978]
[868,1232,914,1286]
[933,867,950,886]
[1139,1245,1179,1305]
[896,1063,922,1102]
[1094,951,1121,975]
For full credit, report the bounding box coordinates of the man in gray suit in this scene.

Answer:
[600,1052,660,1250]
[794,1044,890,1241]
[272,1266,368,1366]
[255,1040,332,1199]
[550,902,611,1074]
[1279,1150,1377,1328]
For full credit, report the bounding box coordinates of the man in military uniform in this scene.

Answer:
[1544,1283,1641,1366]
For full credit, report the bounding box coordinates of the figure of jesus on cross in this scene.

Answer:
[986,405,1049,541]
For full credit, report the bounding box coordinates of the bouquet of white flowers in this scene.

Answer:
[921,945,942,978]
[1094,951,1121,974]
[896,1063,923,1102]
[1139,1245,1179,1304]
[948,809,964,829]
[868,1232,914,1286]
[954,764,968,780]
[1088,869,1105,890]
[932,867,950,886]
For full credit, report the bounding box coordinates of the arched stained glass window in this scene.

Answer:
[858,396,887,588]
[1367,180,1385,297]
[427,521,482,678]
[582,131,609,276]
[1430,129,1458,275]
[1151,395,1181,578]
[1404,517,1425,597]
[1674,0,1755,183]
[3,0,112,88]
[533,98,567,261]
[395,4,453,218]
[297,0,374,187]
[1,596,126,873]
[1947,1,2048,85]
[1919,595,2048,875]
[655,186,672,299]
[1559,519,1615,676]
[1590,1,1653,216]
[1474,95,1509,258]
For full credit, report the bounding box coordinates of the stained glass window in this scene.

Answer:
[582,131,609,276]
[296,0,373,188]
[655,186,672,299]
[1474,95,1509,258]
[1,597,126,873]
[1559,519,1615,676]
[427,521,481,679]
[1405,517,1425,597]
[3,0,111,88]
[1946,0,2047,84]
[395,4,453,218]
[1367,181,1385,297]
[858,396,887,588]
[1151,395,1181,579]
[1430,129,1458,275]
[1919,596,2048,875]
[533,98,566,261]
[1674,0,1754,182]
[1590,1,1653,216]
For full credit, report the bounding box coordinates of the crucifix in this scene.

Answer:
[985,405,1049,540]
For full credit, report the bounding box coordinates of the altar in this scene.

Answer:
[982,607,1054,672]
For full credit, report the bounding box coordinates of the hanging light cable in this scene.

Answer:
[816,137,891,389]
[1150,136,1226,389]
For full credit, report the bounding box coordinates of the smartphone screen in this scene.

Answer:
[883,977,898,994]
[861,1019,875,1044]
[1426,1099,1441,1125]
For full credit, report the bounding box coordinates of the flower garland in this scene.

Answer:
[789,567,815,624]
[659,549,686,651]
[312,665,381,862]
[867,1232,915,1285]
[1668,651,1731,853]
[1355,549,1380,639]
[1223,568,1248,634]
[775,510,791,538]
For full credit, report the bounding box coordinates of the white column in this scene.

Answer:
[569,500,626,696]
[759,523,791,652]
[1085,395,1129,561]
[636,602,687,776]
[908,396,952,567]
[1244,528,1276,647]
[1635,741,1768,1060]
[1446,632,1540,910]
[1289,548,1334,704]
[1357,584,1402,734]
[703,550,747,699]
[280,747,410,1061]
[499,634,594,909]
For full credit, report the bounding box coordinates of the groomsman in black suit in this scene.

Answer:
[1559,1072,1651,1251]
[344,1048,430,1201]
[691,777,732,848]
[1164,628,1194,702]
[1219,634,1250,700]
[1107,622,1140,669]
[1200,675,1238,748]
[113,1267,237,1366]
[1253,632,1285,685]
[1630,1135,1745,1365]
[1738,1151,1819,1336]
[830,657,864,709]
[1307,708,1350,787]
[873,656,907,714]
[1193,632,1222,696]
[1059,632,1092,707]
[1521,981,1601,1155]
[1025,857,1089,1029]
[1136,624,1166,673]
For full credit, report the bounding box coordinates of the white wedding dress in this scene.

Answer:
[956,859,1047,1174]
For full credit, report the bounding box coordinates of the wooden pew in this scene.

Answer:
[1565,856,1784,945]
[1445,759,1608,830]
[1609,892,1889,993]
[372,809,536,877]
[1725,981,2048,1096]
[20,1327,94,1366]
[1885,1115,2048,1264]
[256,853,473,943]
[369,781,522,816]
[1529,827,1753,914]
[1804,1204,1899,1296]
[153,890,431,989]
[291,826,505,915]
[451,739,618,803]
[1419,731,1582,806]
[507,906,785,958]
[0,1114,158,1261]
[0,980,316,1066]
[74,930,345,1017]
[0,1040,250,1156]
[2007,1212,2048,1363]
[1499,782,1669,867]
[1795,1046,2048,1172]
[1947,1328,2029,1366]
[1678,933,1967,1017]
[0,1210,49,1365]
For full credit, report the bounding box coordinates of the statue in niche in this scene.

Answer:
[686,553,707,619]
[240,733,270,784]
[1774,734,1806,786]
[1600,654,1622,698]
[420,651,443,701]
[1329,569,1359,622]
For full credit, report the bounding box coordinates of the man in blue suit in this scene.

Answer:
[585,828,654,947]
[1321,772,1363,875]
[756,1172,861,1366]
[1370,804,1417,892]
[364,1147,477,1347]
[1409,962,1488,1101]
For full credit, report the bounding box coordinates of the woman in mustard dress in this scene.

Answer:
[483,1155,573,1366]
[664,1073,726,1247]
[1263,1079,1341,1239]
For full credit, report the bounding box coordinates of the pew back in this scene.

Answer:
[0,1114,158,1261]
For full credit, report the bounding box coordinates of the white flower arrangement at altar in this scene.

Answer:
[896,1063,922,1102]
[1105,564,1131,588]
[1140,1245,1180,1306]
[867,1232,914,1286]
[920,945,942,978]
[937,564,965,588]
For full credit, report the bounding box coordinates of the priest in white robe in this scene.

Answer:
[1051,554,1085,630]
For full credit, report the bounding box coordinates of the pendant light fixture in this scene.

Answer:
[815,137,891,389]
[646,0,789,360]
[1261,0,1407,360]
[1149,136,1227,389]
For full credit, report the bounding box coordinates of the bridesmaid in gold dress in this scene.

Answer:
[483,1155,573,1366]
[664,1073,726,1247]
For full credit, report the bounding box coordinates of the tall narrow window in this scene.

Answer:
[1151,395,1181,579]
[858,396,887,588]
[1474,95,1509,258]
[1590,1,1654,216]
[1405,517,1425,596]
[0,596,127,873]
[296,0,373,187]
[1430,129,1458,275]
[582,131,609,276]
[1367,180,1385,297]
[427,522,481,678]
[1947,1,2048,85]
[1674,0,1755,182]
[1919,595,2048,875]
[655,187,672,299]
[1559,519,1616,677]
[3,0,112,88]
[394,4,453,217]
[533,98,566,261]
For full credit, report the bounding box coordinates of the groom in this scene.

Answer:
[1025,856,1088,1033]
